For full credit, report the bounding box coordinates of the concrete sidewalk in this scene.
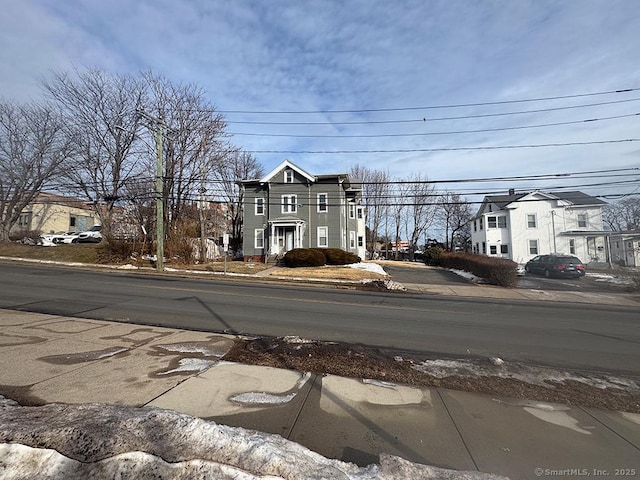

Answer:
[0,309,638,479]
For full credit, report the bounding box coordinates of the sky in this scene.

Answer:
[1,0,639,201]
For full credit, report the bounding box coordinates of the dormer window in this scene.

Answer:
[284,169,294,183]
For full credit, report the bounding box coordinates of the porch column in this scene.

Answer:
[270,223,275,254]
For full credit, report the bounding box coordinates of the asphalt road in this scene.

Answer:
[1,261,638,376]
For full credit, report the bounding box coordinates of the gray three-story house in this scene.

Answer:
[240,160,366,262]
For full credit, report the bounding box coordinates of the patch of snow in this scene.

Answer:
[361,279,407,291]
[158,358,218,375]
[489,357,504,366]
[587,273,634,285]
[230,392,296,406]
[157,343,227,357]
[523,407,594,435]
[97,348,129,359]
[449,269,483,283]
[282,336,315,344]
[116,264,138,270]
[413,358,640,392]
[362,379,397,389]
[0,402,508,479]
[349,262,388,276]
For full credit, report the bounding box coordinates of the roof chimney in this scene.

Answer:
[508,188,515,195]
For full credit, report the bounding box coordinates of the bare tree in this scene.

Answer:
[142,72,228,237]
[213,150,264,254]
[403,173,437,260]
[0,101,75,242]
[350,165,389,258]
[603,197,640,231]
[42,69,147,236]
[438,192,472,251]
[389,180,410,260]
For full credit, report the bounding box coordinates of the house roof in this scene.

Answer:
[259,160,316,183]
[483,190,606,209]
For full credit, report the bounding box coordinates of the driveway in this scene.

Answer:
[517,272,633,293]
[381,262,470,286]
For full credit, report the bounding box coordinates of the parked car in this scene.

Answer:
[76,225,102,243]
[524,254,585,278]
[40,231,80,244]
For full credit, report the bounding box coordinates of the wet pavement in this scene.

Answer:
[0,308,638,480]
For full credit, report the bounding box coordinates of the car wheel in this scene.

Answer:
[544,269,551,278]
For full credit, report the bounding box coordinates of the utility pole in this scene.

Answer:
[199,162,207,264]
[137,109,167,271]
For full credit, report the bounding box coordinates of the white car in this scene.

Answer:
[77,225,103,243]
[40,232,80,245]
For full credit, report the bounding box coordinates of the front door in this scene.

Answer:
[285,230,294,251]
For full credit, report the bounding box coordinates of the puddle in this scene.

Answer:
[493,399,594,435]
[0,334,46,347]
[38,347,129,365]
[101,328,173,347]
[621,412,640,425]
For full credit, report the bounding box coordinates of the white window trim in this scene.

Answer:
[317,226,328,247]
[349,231,356,249]
[284,169,294,183]
[348,203,355,218]
[528,239,539,255]
[357,207,363,219]
[527,214,537,229]
[254,229,264,249]
[577,213,588,228]
[255,198,264,215]
[317,193,328,213]
[281,194,297,214]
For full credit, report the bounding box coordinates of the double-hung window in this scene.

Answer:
[529,239,539,255]
[318,193,328,213]
[284,169,294,183]
[527,214,537,228]
[317,226,328,247]
[255,198,264,215]
[577,213,587,228]
[348,203,355,218]
[282,195,297,214]
[254,229,264,249]
[349,231,356,248]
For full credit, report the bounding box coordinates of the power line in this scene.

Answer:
[218,88,639,114]
[230,113,639,138]
[247,138,640,154]
[224,97,640,125]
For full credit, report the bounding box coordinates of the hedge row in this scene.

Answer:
[433,251,518,288]
[283,248,361,268]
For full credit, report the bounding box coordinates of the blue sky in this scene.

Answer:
[2,0,639,199]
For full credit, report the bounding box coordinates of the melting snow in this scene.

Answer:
[349,262,388,276]
[412,358,640,391]
[230,392,296,406]
[158,358,218,375]
[0,399,507,479]
[157,342,228,357]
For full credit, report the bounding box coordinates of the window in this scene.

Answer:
[498,217,507,228]
[281,195,297,213]
[490,245,497,255]
[350,231,356,249]
[255,198,264,215]
[254,229,264,249]
[488,216,497,228]
[500,244,509,254]
[284,169,293,183]
[527,214,537,228]
[529,239,539,255]
[479,218,483,230]
[357,207,363,219]
[473,220,477,232]
[482,242,486,254]
[317,193,328,212]
[317,226,328,247]
[577,213,587,228]
[348,203,355,218]
[70,216,77,228]
[569,239,576,254]
[358,236,364,247]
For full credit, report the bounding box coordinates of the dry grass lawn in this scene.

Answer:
[266,265,385,281]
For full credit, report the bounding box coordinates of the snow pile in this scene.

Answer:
[587,273,635,285]
[361,279,407,291]
[411,358,640,391]
[0,399,509,479]
[449,269,483,283]
[349,262,388,276]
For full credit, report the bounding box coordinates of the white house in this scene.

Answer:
[609,230,640,267]
[470,190,609,265]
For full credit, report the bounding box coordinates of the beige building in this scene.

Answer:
[12,192,99,235]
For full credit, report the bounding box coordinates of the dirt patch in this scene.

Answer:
[223,336,640,413]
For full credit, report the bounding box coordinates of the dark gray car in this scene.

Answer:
[524,254,586,278]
